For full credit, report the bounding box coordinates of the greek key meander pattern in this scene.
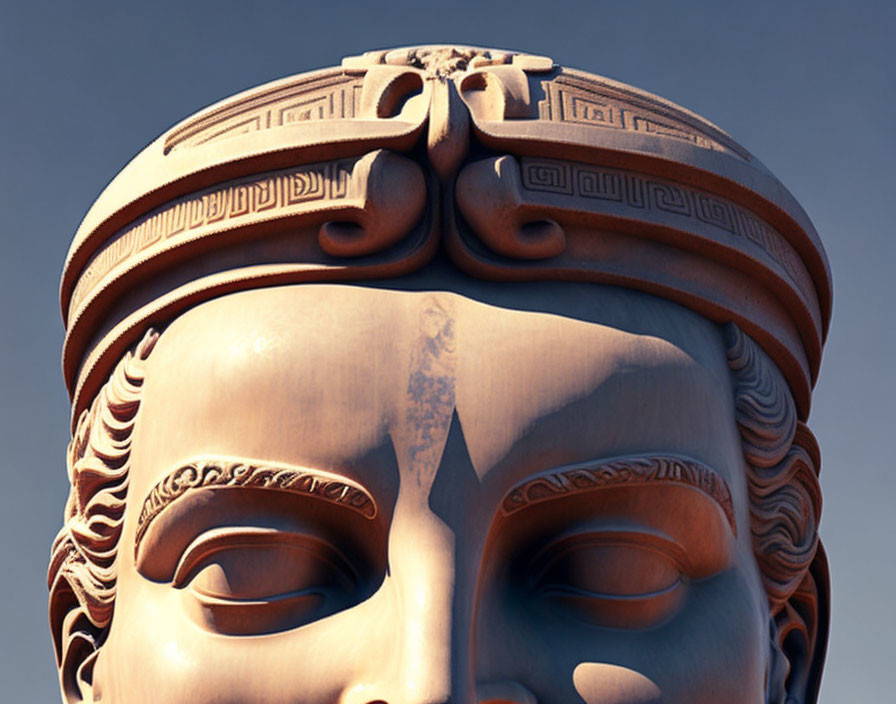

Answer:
[165,76,365,152]
[502,455,735,532]
[136,459,377,553]
[165,70,743,158]
[519,157,811,299]
[539,78,749,160]
[71,160,355,314]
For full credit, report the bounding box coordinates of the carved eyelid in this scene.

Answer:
[136,457,378,562]
[171,526,359,589]
[540,577,683,601]
[528,529,692,585]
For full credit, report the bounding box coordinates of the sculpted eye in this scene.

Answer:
[173,527,360,635]
[529,533,687,629]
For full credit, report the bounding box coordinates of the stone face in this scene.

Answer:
[50,46,831,703]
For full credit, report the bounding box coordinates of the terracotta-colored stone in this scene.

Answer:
[50,46,831,703]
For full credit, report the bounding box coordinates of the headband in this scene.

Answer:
[61,45,831,426]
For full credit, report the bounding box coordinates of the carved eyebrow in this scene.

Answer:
[135,457,377,555]
[501,454,736,535]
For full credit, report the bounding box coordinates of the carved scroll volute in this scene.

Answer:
[318,150,426,257]
[458,65,535,120]
[352,49,551,184]
[358,65,428,120]
[456,155,566,259]
[357,62,469,184]
[437,64,539,181]
[427,77,470,183]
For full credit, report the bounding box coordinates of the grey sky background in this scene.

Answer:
[1,1,892,701]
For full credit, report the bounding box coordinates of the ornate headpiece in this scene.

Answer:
[61,45,831,425]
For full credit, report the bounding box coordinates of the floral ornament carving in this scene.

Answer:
[344,45,554,78]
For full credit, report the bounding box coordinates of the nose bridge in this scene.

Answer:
[343,293,475,703]
[344,505,475,704]
[392,508,474,704]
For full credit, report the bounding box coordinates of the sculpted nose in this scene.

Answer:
[341,511,475,704]
[393,518,459,704]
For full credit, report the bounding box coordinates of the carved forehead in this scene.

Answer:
[134,282,742,491]
[140,281,738,418]
[147,277,732,378]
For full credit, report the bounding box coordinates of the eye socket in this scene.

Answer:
[174,527,362,635]
[528,533,687,630]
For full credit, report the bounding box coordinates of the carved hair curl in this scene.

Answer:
[724,322,826,702]
[723,322,822,611]
[47,330,158,678]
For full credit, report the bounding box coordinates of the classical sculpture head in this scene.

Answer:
[50,46,831,704]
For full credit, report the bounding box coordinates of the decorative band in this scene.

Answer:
[68,150,425,323]
[453,154,822,374]
[517,156,813,305]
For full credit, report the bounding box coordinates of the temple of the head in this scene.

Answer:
[51,46,831,704]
